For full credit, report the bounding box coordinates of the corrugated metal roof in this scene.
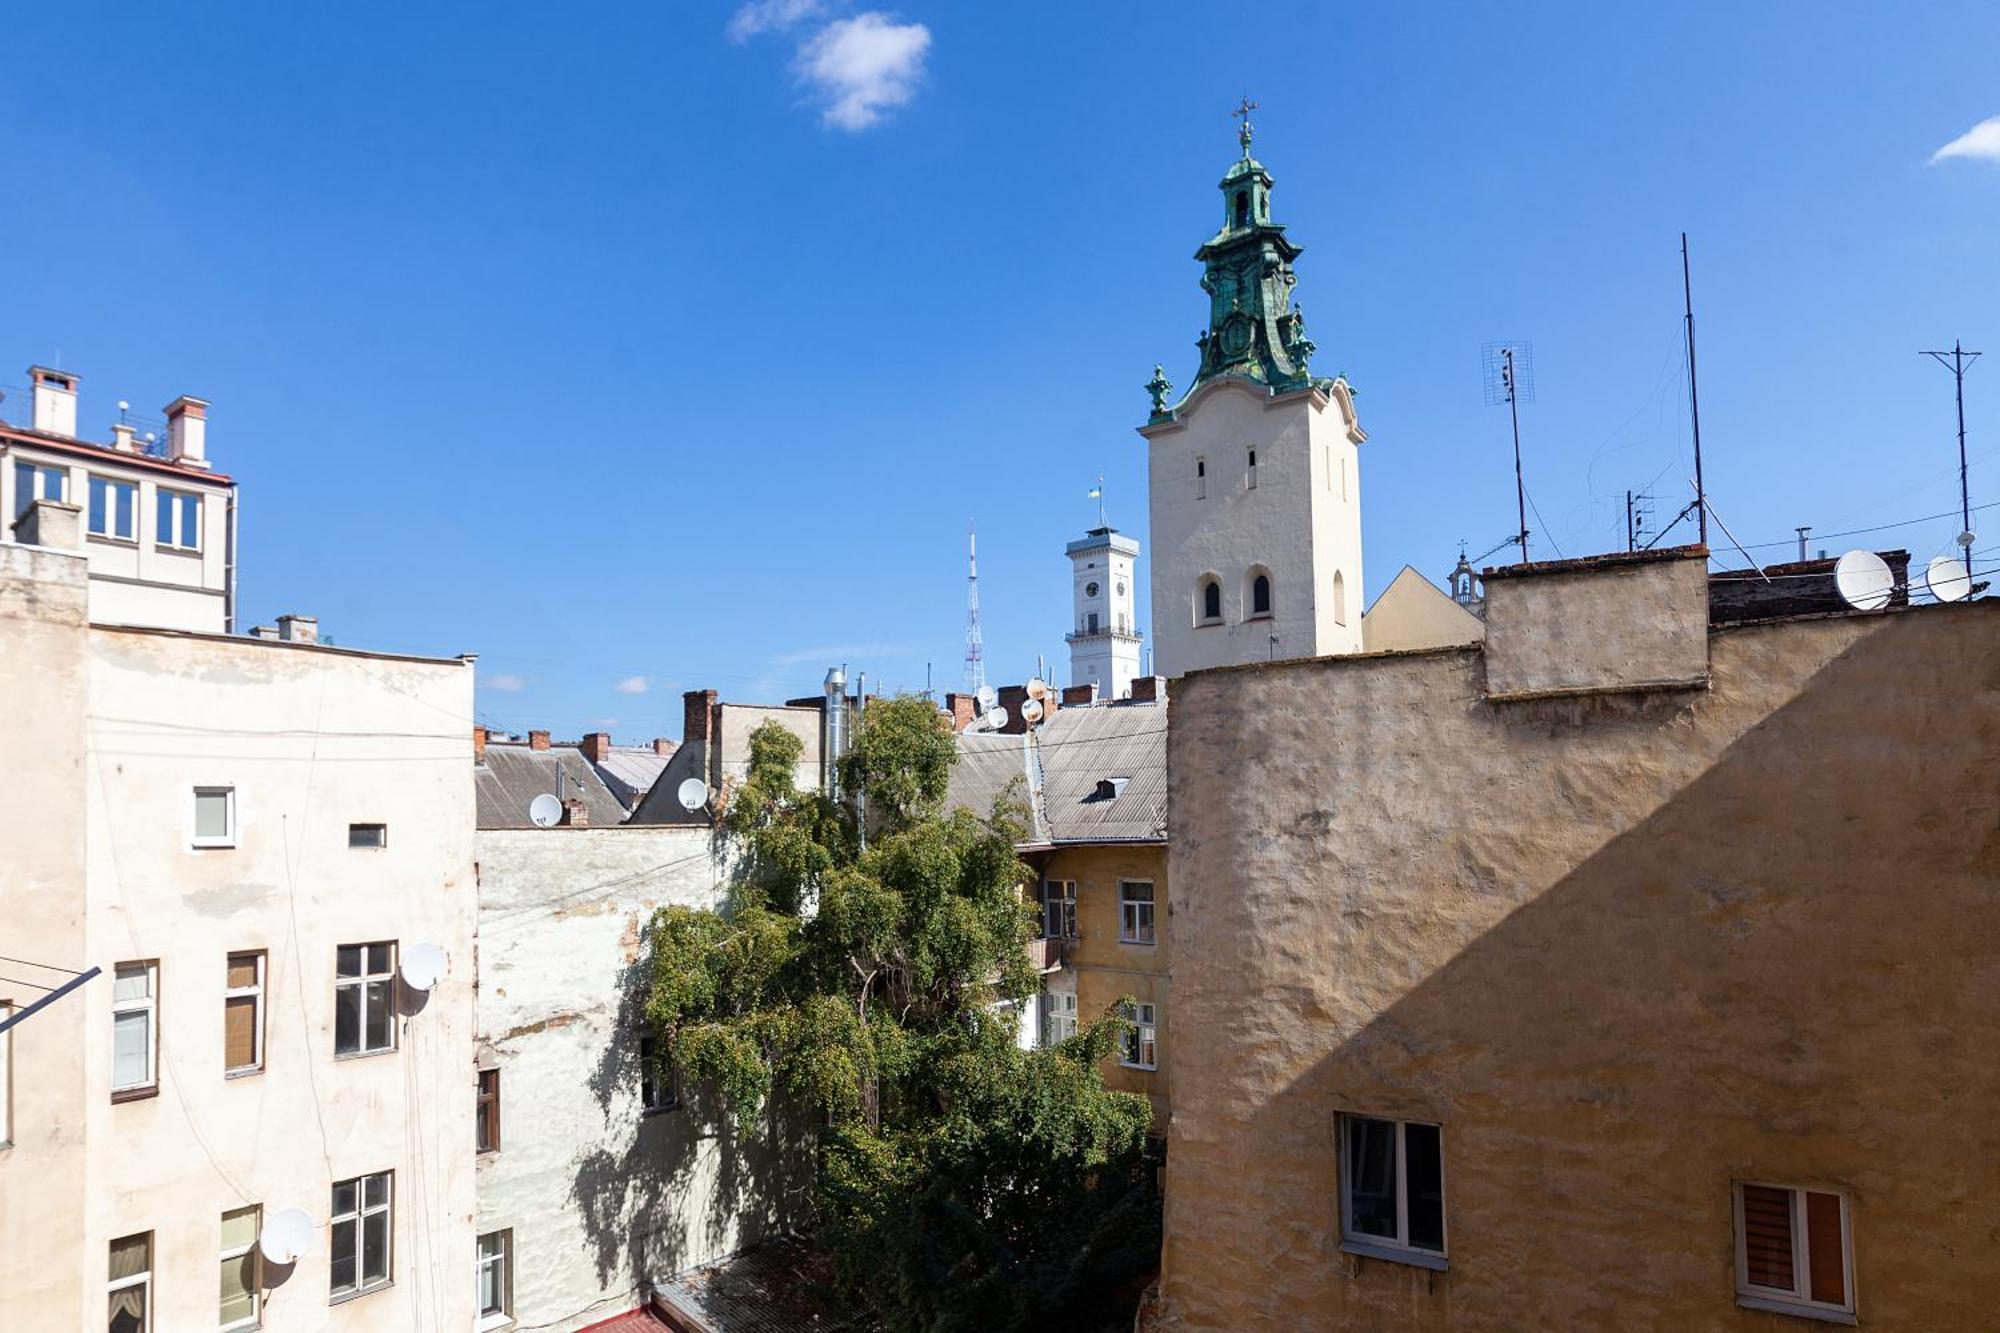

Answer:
[594,745,672,810]
[945,700,1166,845]
[475,744,630,829]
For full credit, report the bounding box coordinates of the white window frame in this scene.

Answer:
[192,786,236,849]
[1733,1181,1856,1323]
[88,475,137,540]
[1195,577,1223,627]
[330,1170,393,1301]
[1042,991,1078,1047]
[13,459,65,517]
[347,823,388,850]
[157,486,202,551]
[108,1230,153,1332]
[219,1204,262,1332]
[224,951,265,1076]
[111,961,158,1096]
[1120,1000,1157,1070]
[1338,1114,1449,1270]
[1041,880,1076,940]
[334,942,398,1058]
[475,1229,513,1330]
[1119,880,1156,945]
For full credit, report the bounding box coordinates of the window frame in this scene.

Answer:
[475,1228,513,1330]
[347,823,388,850]
[192,786,236,849]
[1248,568,1273,619]
[1120,1000,1158,1070]
[108,1229,153,1333]
[1733,1180,1856,1323]
[1119,880,1156,945]
[111,960,160,1101]
[1196,576,1223,626]
[638,1032,677,1114]
[156,486,202,551]
[219,1203,263,1332]
[333,942,398,1059]
[329,1170,394,1302]
[1041,880,1077,940]
[224,950,266,1077]
[13,459,65,517]
[476,1068,501,1153]
[1246,446,1258,489]
[88,475,138,541]
[1338,1113,1449,1270]
[1042,990,1079,1047]
[1195,454,1206,500]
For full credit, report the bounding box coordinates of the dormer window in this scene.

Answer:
[1095,776,1131,801]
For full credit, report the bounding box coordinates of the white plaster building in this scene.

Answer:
[1140,121,1367,678]
[1065,526,1143,700]
[3,366,236,633]
[0,522,480,1333]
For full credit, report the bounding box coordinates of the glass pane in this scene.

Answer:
[363,1172,389,1208]
[1346,1117,1399,1239]
[113,964,151,1003]
[113,1011,151,1087]
[226,955,258,989]
[90,478,109,533]
[225,996,257,1070]
[479,1249,503,1314]
[1123,882,1153,903]
[361,1209,389,1284]
[1806,1191,1846,1306]
[336,945,362,977]
[1405,1123,1445,1252]
[195,790,229,839]
[220,1249,257,1324]
[1742,1185,1796,1292]
[116,483,133,538]
[329,1219,356,1292]
[335,984,360,1053]
[364,980,392,1050]
[109,1232,150,1280]
[109,1287,146,1333]
[367,943,392,975]
[331,1180,357,1216]
[157,488,173,541]
[11,463,27,517]
[220,1205,260,1250]
[179,493,199,545]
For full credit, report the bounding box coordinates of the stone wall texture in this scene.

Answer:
[1157,601,2000,1330]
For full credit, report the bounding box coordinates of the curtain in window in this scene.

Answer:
[108,1234,148,1332]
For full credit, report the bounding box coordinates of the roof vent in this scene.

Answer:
[1094,776,1131,801]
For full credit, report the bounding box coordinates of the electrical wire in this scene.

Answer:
[0,974,54,992]
[0,954,84,975]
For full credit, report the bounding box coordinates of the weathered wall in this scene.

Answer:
[1481,548,1710,698]
[475,826,809,1332]
[0,545,91,1329]
[1158,601,2000,1330]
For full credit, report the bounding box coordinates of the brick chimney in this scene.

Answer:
[529,729,551,752]
[472,726,489,759]
[164,395,210,469]
[276,614,318,645]
[11,498,81,550]
[561,796,589,827]
[651,738,674,757]
[28,366,78,437]
[1061,682,1097,707]
[1127,676,1165,703]
[945,692,978,733]
[580,732,612,763]
[683,689,717,750]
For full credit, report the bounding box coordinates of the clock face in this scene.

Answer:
[1085,582,1100,597]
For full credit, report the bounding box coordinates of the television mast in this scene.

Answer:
[964,520,985,694]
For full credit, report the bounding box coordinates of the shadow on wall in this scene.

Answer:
[1178,610,2000,1331]
[570,951,815,1295]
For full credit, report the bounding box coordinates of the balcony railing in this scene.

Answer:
[1063,624,1144,643]
[1026,936,1071,973]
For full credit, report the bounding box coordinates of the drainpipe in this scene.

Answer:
[224,485,239,634]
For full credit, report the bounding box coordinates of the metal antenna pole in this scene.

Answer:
[1923,341,1981,578]
[964,521,985,694]
[1506,346,1528,563]
[1682,233,1709,550]
[1626,490,1636,553]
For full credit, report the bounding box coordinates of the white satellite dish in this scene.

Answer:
[528,793,563,828]
[1020,698,1045,724]
[1025,677,1049,701]
[1833,550,1894,611]
[1926,555,1972,603]
[676,777,709,811]
[975,684,998,710]
[400,942,446,992]
[259,1207,314,1265]
[982,706,1008,730]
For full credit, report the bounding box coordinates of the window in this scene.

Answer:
[330,1171,393,1300]
[1086,611,1100,634]
[1197,577,1222,625]
[224,951,264,1076]
[1247,447,1258,489]
[1041,880,1076,940]
[109,1231,152,1333]
[476,1230,513,1329]
[219,1205,261,1331]
[1250,571,1272,618]
[334,943,397,1057]
[1340,1115,1447,1267]
[112,962,158,1098]
[1121,1000,1158,1070]
[1234,190,1249,227]
[193,786,235,849]
[477,1069,501,1153]
[1734,1182,1853,1321]
[157,487,201,550]
[89,477,137,540]
[639,1033,676,1113]
[1043,991,1078,1047]
[348,823,388,850]
[13,460,65,517]
[1196,455,1207,499]
[1333,569,1347,626]
[1119,881,1156,945]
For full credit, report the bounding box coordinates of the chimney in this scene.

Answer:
[28,367,78,437]
[10,497,82,550]
[560,796,589,828]
[164,395,211,469]
[1128,675,1165,703]
[945,693,978,732]
[580,732,612,763]
[1061,682,1098,707]
[651,738,674,757]
[472,726,489,759]
[276,614,318,644]
[529,729,551,752]
[682,689,717,751]
[110,421,138,453]
[249,625,280,640]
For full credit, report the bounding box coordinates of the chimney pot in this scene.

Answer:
[1128,676,1165,703]
[10,497,82,550]
[651,737,674,756]
[682,690,717,748]
[276,613,318,645]
[164,395,211,469]
[580,731,612,762]
[945,693,978,732]
[27,366,78,437]
[560,796,589,828]
[1060,682,1098,707]
[473,726,489,759]
[529,729,551,751]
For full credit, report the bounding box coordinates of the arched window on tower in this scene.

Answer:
[1333,569,1347,626]
[1234,191,1249,228]
[1247,567,1273,619]
[1197,576,1223,626]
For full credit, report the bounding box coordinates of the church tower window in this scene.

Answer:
[1198,577,1223,625]
[1250,571,1272,618]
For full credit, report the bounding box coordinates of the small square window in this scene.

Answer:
[476,1229,513,1328]
[1339,1114,1447,1268]
[193,787,235,848]
[348,823,388,850]
[1734,1182,1853,1321]
[1119,881,1156,945]
[334,942,397,1057]
[88,477,137,540]
[1120,1000,1158,1070]
[156,487,202,551]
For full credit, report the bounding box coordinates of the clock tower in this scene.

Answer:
[1066,525,1143,700]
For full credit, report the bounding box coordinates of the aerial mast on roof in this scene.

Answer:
[1921,340,1981,579]
[964,520,985,695]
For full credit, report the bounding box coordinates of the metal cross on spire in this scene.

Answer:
[1232,95,1258,155]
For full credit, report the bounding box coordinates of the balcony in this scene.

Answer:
[1063,624,1144,644]
[1026,936,1071,973]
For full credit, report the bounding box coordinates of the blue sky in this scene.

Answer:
[6,2,1997,740]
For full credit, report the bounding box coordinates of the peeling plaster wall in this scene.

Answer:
[475,826,809,1333]
[1157,601,2000,1331]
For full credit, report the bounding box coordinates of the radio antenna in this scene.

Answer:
[1483,341,1535,562]
[1921,340,1981,579]
[1682,233,1709,550]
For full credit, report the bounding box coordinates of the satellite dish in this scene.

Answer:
[259,1208,314,1265]
[1834,550,1894,611]
[676,777,709,811]
[1025,677,1049,701]
[1926,555,1972,603]
[528,793,563,828]
[975,684,997,710]
[400,942,446,992]
[1020,698,1045,724]
[982,706,1008,730]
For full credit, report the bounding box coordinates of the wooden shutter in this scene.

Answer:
[1805,1191,1846,1306]
[1741,1184,1795,1291]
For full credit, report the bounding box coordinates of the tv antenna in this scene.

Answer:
[1625,490,1656,553]
[964,521,985,695]
[1482,341,1535,562]
[1921,340,1981,580]
[1682,233,1710,549]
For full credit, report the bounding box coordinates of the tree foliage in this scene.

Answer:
[644,696,1160,1330]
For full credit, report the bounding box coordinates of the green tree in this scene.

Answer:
[644,696,1160,1331]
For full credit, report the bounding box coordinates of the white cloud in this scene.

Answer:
[798,13,930,131]
[727,0,823,43]
[485,673,526,692]
[1930,116,2000,165]
[770,641,921,667]
[614,675,651,695]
